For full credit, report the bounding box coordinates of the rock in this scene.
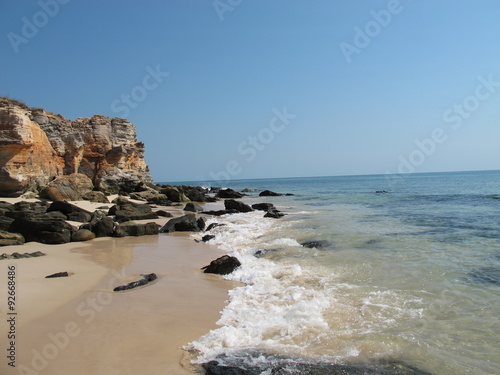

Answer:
[301,240,331,249]
[259,190,283,197]
[202,234,216,242]
[0,251,45,260]
[159,186,190,203]
[108,200,158,222]
[202,210,239,216]
[129,190,170,205]
[9,213,73,244]
[45,272,69,278]
[160,214,205,233]
[224,200,253,213]
[203,353,432,375]
[179,185,209,202]
[0,230,25,246]
[264,209,285,219]
[82,191,109,203]
[40,173,94,201]
[0,213,15,231]
[376,190,390,194]
[0,98,153,197]
[113,273,157,292]
[156,210,173,217]
[46,211,68,220]
[6,201,49,219]
[202,255,241,275]
[91,216,115,237]
[184,202,204,212]
[71,229,96,242]
[241,188,255,193]
[206,223,226,232]
[47,201,93,223]
[251,203,275,211]
[216,188,244,199]
[113,222,159,237]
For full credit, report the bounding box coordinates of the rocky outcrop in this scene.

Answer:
[160,214,206,233]
[224,200,253,213]
[216,188,244,199]
[0,97,153,197]
[202,255,241,275]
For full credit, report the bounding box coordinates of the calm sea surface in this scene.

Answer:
[171,170,500,374]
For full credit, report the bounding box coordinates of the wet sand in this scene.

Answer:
[0,199,234,375]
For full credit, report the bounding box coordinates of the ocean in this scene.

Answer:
[178,170,500,374]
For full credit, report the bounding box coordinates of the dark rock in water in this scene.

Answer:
[224,199,253,213]
[179,185,209,202]
[45,272,69,278]
[108,199,158,222]
[216,188,244,199]
[376,190,390,194]
[9,213,73,244]
[0,230,25,246]
[114,222,159,237]
[468,267,500,285]
[259,190,283,197]
[184,202,204,212]
[202,210,239,216]
[206,223,226,232]
[71,229,96,242]
[203,353,432,375]
[160,214,206,233]
[202,255,241,275]
[241,188,255,193]
[156,210,173,217]
[254,248,279,258]
[301,240,331,249]
[264,209,285,218]
[159,186,190,203]
[113,273,157,292]
[252,203,275,211]
[202,234,216,242]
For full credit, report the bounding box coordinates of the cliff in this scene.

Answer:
[0,97,153,197]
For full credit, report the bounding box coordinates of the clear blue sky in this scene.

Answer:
[1,0,499,183]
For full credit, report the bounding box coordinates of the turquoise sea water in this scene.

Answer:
[174,170,500,374]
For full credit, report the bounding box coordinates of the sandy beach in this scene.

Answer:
[0,198,235,375]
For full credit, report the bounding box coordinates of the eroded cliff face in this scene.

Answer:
[0,98,153,197]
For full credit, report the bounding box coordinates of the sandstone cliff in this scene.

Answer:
[0,97,153,197]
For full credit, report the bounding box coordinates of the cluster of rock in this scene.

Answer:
[0,97,153,198]
[0,198,161,245]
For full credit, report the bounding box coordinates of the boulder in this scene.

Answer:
[160,214,205,233]
[47,201,93,223]
[179,185,208,202]
[184,202,204,212]
[206,223,226,232]
[259,190,282,197]
[129,190,170,205]
[202,255,241,275]
[202,234,216,242]
[216,188,244,199]
[159,186,190,203]
[301,240,331,249]
[114,222,159,237]
[108,200,158,222]
[9,213,73,244]
[39,173,94,201]
[71,229,96,242]
[251,203,275,211]
[113,273,157,292]
[156,210,173,217]
[0,230,25,246]
[202,209,239,216]
[82,191,109,203]
[224,200,253,213]
[264,209,285,219]
[90,216,115,237]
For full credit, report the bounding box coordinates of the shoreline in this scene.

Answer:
[0,197,236,375]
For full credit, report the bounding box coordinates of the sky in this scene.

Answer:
[1,0,499,183]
